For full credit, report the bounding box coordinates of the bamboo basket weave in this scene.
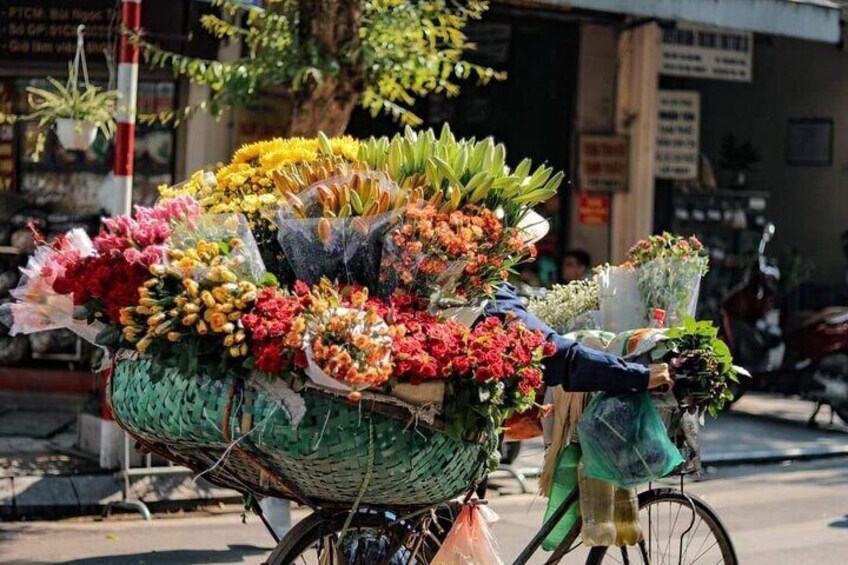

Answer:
[109,359,494,507]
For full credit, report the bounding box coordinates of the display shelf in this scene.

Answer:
[669,188,771,322]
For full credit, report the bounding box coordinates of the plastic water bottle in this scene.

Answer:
[542,445,581,551]
[578,460,617,547]
[613,487,644,546]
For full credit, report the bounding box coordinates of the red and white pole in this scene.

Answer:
[112,0,141,217]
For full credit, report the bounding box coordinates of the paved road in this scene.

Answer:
[2,457,847,565]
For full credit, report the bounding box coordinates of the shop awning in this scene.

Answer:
[529,0,842,43]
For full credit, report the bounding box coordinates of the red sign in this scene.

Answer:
[578,194,610,225]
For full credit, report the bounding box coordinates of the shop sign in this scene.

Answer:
[0,1,188,64]
[661,23,752,82]
[0,2,115,62]
[578,134,628,193]
[578,194,610,226]
[0,81,15,191]
[656,90,700,180]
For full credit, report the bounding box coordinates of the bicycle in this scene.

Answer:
[259,473,737,564]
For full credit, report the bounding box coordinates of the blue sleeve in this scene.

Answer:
[484,285,650,394]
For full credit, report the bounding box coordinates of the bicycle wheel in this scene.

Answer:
[585,488,737,565]
[264,506,456,564]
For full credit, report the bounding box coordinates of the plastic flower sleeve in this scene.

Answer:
[378,222,468,301]
[276,172,402,287]
[0,229,104,344]
[598,266,646,332]
[636,256,706,326]
[432,504,504,565]
[169,213,267,283]
[577,393,684,489]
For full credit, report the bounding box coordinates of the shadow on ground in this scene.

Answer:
[11,544,272,565]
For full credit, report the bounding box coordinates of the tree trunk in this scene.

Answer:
[284,0,364,137]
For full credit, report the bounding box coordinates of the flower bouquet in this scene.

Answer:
[2,126,562,507]
[627,233,709,327]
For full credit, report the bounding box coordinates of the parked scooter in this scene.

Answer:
[720,224,848,425]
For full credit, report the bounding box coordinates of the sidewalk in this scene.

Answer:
[2,390,847,519]
[0,392,240,520]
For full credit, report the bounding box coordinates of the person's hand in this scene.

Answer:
[648,363,673,393]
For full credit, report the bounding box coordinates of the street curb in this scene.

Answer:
[702,445,848,467]
[0,473,242,520]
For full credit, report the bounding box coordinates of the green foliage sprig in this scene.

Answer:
[652,317,740,419]
[133,0,503,126]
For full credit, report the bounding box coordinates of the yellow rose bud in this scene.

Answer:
[136,335,153,353]
[182,313,198,326]
[183,303,200,314]
[147,312,166,326]
[143,279,158,288]
[239,343,248,356]
[154,321,173,336]
[122,327,138,341]
[201,291,216,308]
[196,320,209,335]
[211,287,230,304]
[227,312,242,322]
[183,279,199,298]
[208,313,228,333]
[223,335,235,347]
[135,306,150,316]
[229,346,241,357]
[240,291,257,303]
[234,330,245,343]
[167,331,182,342]
[149,264,166,277]
[222,322,235,334]
[139,297,158,307]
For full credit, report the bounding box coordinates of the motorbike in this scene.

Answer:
[720,223,848,425]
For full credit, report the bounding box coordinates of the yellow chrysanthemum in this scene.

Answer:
[159,135,362,226]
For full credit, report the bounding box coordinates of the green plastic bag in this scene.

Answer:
[577,393,683,489]
[542,444,582,551]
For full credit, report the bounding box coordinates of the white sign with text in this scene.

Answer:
[661,23,752,82]
[656,90,700,180]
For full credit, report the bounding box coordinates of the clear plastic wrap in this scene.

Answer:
[0,229,104,344]
[378,226,468,302]
[577,393,684,489]
[275,173,402,287]
[169,213,267,283]
[636,256,706,326]
[432,503,504,565]
[598,266,645,333]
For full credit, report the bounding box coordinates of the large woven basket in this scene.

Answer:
[109,359,493,508]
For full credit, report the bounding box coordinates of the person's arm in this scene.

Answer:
[484,285,655,394]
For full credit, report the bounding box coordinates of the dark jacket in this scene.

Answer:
[484,285,649,393]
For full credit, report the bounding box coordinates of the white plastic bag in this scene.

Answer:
[598,266,644,333]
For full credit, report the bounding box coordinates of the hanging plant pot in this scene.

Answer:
[55,118,98,151]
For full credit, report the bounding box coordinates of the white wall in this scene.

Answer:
[694,36,848,284]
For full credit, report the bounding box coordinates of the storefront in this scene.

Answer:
[0,0,217,371]
[536,0,843,319]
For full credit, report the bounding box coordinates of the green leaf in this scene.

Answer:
[94,324,121,347]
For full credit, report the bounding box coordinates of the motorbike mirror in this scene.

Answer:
[763,223,776,242]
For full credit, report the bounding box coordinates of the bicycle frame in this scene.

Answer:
[513,487,580,565]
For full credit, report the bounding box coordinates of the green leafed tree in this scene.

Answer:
[136,0,503,136]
